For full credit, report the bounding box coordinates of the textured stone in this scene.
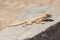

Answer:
[29,22,60,40]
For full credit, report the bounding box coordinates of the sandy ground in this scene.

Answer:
[0,0,26,30]
[51,0,60,13]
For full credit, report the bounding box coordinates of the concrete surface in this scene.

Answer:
[17,6,60,40]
